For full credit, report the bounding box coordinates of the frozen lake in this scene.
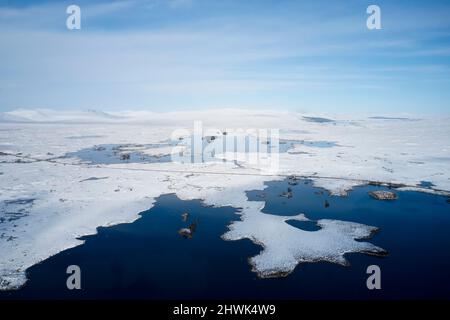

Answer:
[1,110,449,296]
[2,179,449,299]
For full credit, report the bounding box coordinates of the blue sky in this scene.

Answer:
[0,0,449,115]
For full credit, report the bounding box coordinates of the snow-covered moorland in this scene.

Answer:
[0,109,449,290]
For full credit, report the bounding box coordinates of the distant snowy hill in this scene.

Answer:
[0,108,433,126]
[0,112,30,122]
[0,108,298,127]
[0,109,124,123]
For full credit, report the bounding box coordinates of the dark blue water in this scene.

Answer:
[2,180,450,300]
[418,181,435,189]
[285,219,321,231]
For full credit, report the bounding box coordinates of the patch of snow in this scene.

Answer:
[311,178,366,196]
[396,187,450,197]
[224,214,385,278]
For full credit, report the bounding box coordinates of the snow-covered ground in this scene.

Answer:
[0,109,449,290]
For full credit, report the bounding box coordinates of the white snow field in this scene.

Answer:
[0,109,449,290]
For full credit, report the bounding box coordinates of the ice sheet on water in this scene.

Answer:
[0,269,27,291]
[64,144,173,165]
[223,212,386,278]
[63,135,333,166]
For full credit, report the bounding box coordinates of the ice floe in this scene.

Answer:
[224,213,386,278]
